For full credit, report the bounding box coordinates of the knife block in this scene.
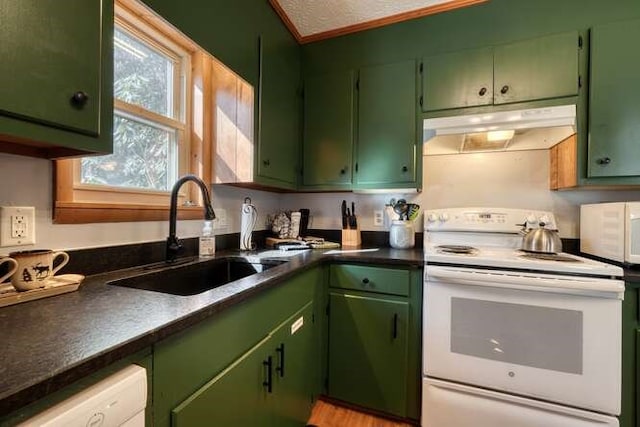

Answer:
[341,226,361,248]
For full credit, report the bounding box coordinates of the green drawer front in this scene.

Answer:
[330,265,410,296]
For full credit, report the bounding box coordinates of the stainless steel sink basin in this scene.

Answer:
[108,257,287,296]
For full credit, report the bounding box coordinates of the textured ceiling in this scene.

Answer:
[274,0,457,38]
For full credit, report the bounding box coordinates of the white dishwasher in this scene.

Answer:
[19,365,147,427]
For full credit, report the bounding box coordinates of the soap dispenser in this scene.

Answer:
[199,220,215,257]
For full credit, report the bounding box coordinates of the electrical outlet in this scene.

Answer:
[1,206,36,247]
[373,210,384,227]
[214,208,228,229]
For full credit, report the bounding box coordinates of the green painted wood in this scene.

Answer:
[256,34,301,188]
[620,283,639,427]
[493,31,579,105]
[404,268,423,421]
[272,302,316,427]
[422,47,494,111]
[328,292,409,417]
[153,267,320,427]
[302,70,354,189]
[588,19,640,178]
[355,60,417,188]
[0,0,113,156]
[172,335,274,426]
[0,1,102,135]
[330,264,410,297]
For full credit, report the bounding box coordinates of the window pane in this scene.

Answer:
[114,27,174,117]
[81,115,177,191]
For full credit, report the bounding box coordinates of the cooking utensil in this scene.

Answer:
[341,200,347,229]
[350,202,357,228]
[520,222,563,254]
[393,199,409,220]
[407,204,420,221]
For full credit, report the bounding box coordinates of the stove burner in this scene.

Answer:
[518,252,582,263]
[437,245,478,255]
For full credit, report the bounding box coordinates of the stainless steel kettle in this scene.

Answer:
[520,222,562,254]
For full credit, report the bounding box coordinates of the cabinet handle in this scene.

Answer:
[597,157,611,165]
[362,278,370,285]
[478,87,487,96]
[263,159,270,167]
[402,166,408,172]
[500,85,510,94]
[263,356,273,393]
[393,313,399,340]
[276,343,285,378]
[70,91,89,108]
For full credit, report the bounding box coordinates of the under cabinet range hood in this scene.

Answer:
[423,104,576,155]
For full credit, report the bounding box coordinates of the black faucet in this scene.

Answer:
[167,175,216,262]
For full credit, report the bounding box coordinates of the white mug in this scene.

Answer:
[9,250,70,291]
[0,257,18,284]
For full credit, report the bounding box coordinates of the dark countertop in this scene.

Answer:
[0,247,424,416]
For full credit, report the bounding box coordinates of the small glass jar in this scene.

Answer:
[389,220,415,249]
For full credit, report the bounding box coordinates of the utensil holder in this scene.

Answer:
[342,227,361,248]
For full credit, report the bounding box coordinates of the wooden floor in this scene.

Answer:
[307,400,414,427]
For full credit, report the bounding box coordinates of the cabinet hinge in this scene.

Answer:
[419,96,423,107]
[578,35,583,49]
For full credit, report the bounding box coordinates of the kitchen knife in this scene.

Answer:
[351,202,357,228]
[341,200,347,229]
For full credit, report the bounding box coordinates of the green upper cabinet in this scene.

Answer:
[355,59,419,189]
[422,47,494,112]
[0,0,113,157]
[494,31,579,105]
[422,31,580,113]
[257,36,300,189]
[588,19,640,178]
[301,70,354,190]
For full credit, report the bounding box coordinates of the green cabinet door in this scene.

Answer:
[257,35,300,189]
[355,60,417,189]
[0,0,102,135]
[172,335,274,427]
[493,31,579,105]
[328,292,409,417]
[588,19,640,178]
[272,302,315,427]
[422,47,493,112]
[302,70,354,189]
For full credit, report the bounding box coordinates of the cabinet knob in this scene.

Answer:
[597,157,611,165]
[340,168,346,175]
[362,278,370,285]
[402,166,408,172]
[70,91,89,108]
[500,85,510,94]
[263,159,270,167]
[478,87,487,96]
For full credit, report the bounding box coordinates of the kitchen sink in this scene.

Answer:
[108,257,287,296]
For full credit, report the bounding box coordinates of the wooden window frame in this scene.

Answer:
[54,0,210,224]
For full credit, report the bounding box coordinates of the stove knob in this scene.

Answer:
[439,213,450,222]
[427,213,439,222]
[539,215,551,228]
[526,214,537,224]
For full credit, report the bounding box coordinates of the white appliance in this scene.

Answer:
[19,365,147,427]
[423,208,624,427]
[581,202,640,264]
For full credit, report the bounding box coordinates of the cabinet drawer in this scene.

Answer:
[330,265,410,296]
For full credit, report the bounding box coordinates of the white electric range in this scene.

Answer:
[422,208,624,427]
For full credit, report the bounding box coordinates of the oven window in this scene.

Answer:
[451,298,583,374]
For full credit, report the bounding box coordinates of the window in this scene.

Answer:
[54,0,203,223]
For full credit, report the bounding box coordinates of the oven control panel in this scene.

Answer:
[424,207,558,233]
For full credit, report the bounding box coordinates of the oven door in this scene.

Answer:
[424,265,623,415]
[422,378,619,427]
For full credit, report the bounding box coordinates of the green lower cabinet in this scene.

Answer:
[172,302,315,427]
[328,292,410,417]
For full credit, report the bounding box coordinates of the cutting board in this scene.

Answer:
[0,274,85,308]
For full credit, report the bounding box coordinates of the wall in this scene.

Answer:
[282,150,640,238]
[0,153,280,253]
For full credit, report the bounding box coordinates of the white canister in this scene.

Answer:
[389,220,415,249]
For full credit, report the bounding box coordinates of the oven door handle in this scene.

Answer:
[426,266,625,299]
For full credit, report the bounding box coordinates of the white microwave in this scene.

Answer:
[580,202,640,264]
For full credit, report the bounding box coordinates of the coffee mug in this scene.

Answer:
[0,257,18,284]
[9,250,70,291]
